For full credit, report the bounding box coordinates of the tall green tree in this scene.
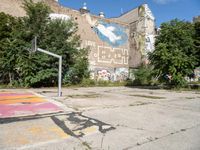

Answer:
[194,22,200,67]
[0,0,89,87]
[149,19,197,87]
[0,12,18,85]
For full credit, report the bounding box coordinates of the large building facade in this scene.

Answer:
[0,0,156,81]
[193,16,200,23]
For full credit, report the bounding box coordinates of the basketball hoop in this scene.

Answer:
[27,36,62,97]
[31,36,37,52]
[27,36,37,53]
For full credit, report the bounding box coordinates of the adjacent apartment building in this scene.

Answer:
[0,0,156,81]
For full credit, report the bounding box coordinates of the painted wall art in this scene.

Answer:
[85,14,128,47]
[84,40,129,65]
[90,67,129,81]
[115,68,128,81]
[93,21,128,47]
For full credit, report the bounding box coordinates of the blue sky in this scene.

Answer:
[58,0,200,27]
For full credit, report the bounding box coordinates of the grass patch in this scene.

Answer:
[80,78,127,87]
[67,94,101,99]
[0,84,6,88]
[130,94,165,99]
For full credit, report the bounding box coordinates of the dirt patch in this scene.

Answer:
[129,101,152,107]
[67,94,101,99]
[185,97,195,99]
[130,94,165,99]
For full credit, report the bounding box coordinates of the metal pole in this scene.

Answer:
[37,48,61,58]
[37,48,62,97]
[58,56,62,97]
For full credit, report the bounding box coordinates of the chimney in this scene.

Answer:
[79,2,90,14]
[99,12,105,18]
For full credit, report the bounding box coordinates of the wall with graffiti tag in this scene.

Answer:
[0,1,156,81]
[89,67,129,81]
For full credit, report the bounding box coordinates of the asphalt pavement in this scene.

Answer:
[0,87,200,150]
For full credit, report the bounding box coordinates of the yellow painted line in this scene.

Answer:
[0,91,47,104]
[0,97,47,104]
[49,127,70,139]
[28,125,70,139]
[0,95,34,100]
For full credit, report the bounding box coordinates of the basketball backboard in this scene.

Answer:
[31,36,37,52]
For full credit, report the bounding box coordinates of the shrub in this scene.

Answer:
[132,65,154,85]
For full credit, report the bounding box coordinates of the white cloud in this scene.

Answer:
[153,0,178,4]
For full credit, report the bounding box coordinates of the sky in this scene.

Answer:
[58,0,200,27]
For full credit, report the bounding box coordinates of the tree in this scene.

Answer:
[0,12,18,85]
[0,0,89,87]
[194,22,200,67]
[64,47,90,85]
[149,19,197,87]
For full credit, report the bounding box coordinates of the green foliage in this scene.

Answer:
[80,78,96,87]
[194,22,200,67]
[130,65,154,85]
[63,47,90,85]
[0,12,18,85]
[149,19,197,88]
[79,79,127,87]
[0,0,89,87]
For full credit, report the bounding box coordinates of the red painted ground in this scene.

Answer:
[0,91,63,118]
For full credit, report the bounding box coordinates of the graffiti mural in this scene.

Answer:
[93,21,128,47]
[129,4,155,59]
[85,14,128,47]
[98,46,128,64]
[90,67,128,81]
[145,34,155,53]
[115,68,129,81]
[97,69,111,81]
[84,40,128,65]
[138,4,155,21]
[144,4,155,20]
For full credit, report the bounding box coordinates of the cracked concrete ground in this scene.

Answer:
[1,87,200,150]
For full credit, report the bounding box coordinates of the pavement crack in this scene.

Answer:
[82,103,155,112]
[124,123,200,150]
[115,124,146,131]
[155,103,199,112]
[101,134,105,148]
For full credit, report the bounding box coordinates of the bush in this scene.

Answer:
[80,78,96,87]
[132,65,154,85]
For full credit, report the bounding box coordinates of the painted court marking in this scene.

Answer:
[0,92,115,149]
[0,91,63,118]
[0,112,115,149]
